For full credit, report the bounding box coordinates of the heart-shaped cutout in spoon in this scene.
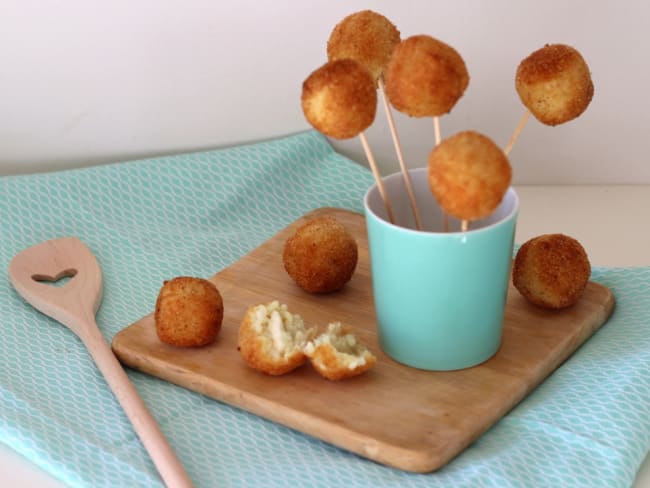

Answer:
[32,269,77,288]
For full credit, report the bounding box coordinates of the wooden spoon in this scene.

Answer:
[9,237,193,488]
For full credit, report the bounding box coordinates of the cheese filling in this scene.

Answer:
[306,322,370,370]
[252,301,312,358]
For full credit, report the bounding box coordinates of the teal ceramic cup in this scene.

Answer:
[364,168,519,371]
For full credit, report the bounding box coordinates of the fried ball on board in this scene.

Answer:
[301,59,377,139]
[327,9,400,82]
[238,301,315,376]
[513,234,591,309]
[155,276,223,347]
[283,216,358,293]
[304,322,376,381]
[428,131,512,221]
[384,35,469,117]
[515,43,594,126]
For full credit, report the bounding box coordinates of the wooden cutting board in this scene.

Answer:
[112,207,615,473]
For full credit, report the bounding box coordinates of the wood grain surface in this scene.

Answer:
[111,208,616,473]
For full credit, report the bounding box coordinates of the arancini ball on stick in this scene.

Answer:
[515,43,594,126]
[301,59,395,223]
[327,11,420,228]
[301,59,377,140]
[327,9,400,83]
[384,35,470,118]
[385,34,469,230]
[428,131,512,223]
[506,43,593,155]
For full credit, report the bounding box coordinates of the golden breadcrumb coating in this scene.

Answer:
[516,43,594,126]
[428,131,512,221]
[238,301,315,376]
[327,9,401,82]
[283,216,358,293]
[513,234,591,309]
[384,34,469,117]
[304,322,376,381]
[155,276,223,347]
[301,59,377,139]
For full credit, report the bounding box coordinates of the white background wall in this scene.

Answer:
[1,0,648,183]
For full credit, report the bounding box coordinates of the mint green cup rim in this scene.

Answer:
[364,168,519,236]
[363,168,519,371]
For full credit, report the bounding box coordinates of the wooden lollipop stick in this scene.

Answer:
[433,116,449,232]
[378,79,422,230]
[461,219,469,232]
[433,116,442,146]
[359,131,395,224]
[504,109,531,156]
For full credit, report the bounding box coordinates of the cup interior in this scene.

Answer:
[364,167,519,234]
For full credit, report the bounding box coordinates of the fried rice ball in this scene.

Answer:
[513,234,591,309]
[283,216,358,294]
[515,43,594,126]
[238,301,315,376]
[301,59,377,139]
[384,35,469,117]
[327,9,400,82]
[155,276,223,347]
[428,131,512,221]
[304,322,376,381]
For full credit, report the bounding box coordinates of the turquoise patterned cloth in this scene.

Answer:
[1,131,648,487]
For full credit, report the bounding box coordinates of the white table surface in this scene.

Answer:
[2,185,649,487]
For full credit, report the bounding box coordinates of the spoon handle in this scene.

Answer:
[82,321,194,488]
